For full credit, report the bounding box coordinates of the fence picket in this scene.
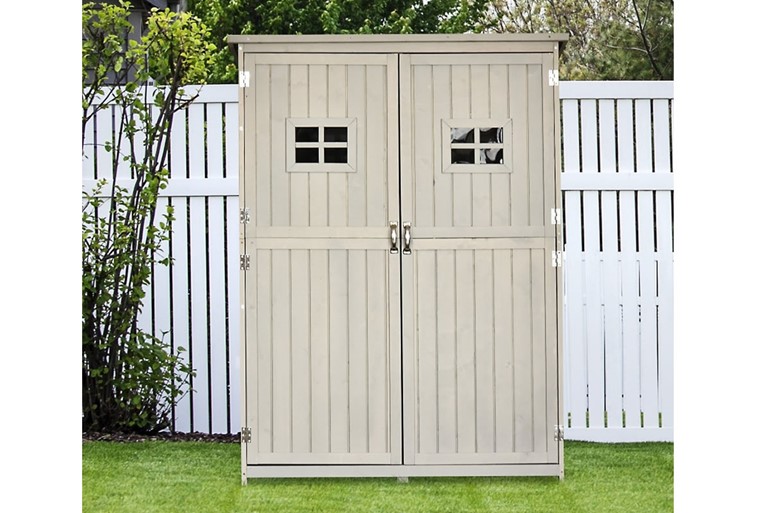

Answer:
[82,82,673,442]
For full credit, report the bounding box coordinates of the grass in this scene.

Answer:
[82,441,672,513]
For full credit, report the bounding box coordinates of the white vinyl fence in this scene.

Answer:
[82,81,673,442]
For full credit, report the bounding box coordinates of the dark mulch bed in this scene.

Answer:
[83,431,239,443]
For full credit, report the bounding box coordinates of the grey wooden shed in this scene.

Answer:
[228,33,567,482]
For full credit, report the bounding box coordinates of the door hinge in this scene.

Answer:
[550,208,561,225]
[240,207,250,224]
[551,250,563,268]
[240,254,251,271]
[239,70,251,88]
[548,69,559,87]
[554,425,565,441]
[240,427,252,443]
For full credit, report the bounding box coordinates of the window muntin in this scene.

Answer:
[286,118,357,172]
[441,119,513,173]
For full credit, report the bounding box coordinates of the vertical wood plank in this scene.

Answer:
[290,65,310,227]
[226,196,241,433]
[530,248,548,453]
[208,197,228,434]
[489,65,510,227]
[95,107,115,180]
[471,64,491,227]
[310,249,330,452]
[635,99,653,173]
[599,100,617,174]
[657,191,674,428]
[436,250,457,453]
[309,64,328,227]
[290,249,310,452]
[367,65,387,228]
[563,191,585,428]
[561,99,580,174]
[225,101,240,179]
[416,250,438,453]
[413,64,435,228]
[271,249,292,451]
[509,65,529,226]
[583,190,604,430]
[512,250,533,452]
[367,250,388,453]
[455,250,476,452]
[527,64,544,226]
[255,250,273,453]
[653,99,672,174]
[328,249,348,452]
[348,251,368,453]
[188,106,209,431]
[328,65,348,227]
[170,196,191,432]
[254,65,271,230]
[347,65,367,227]
[474,250,495,453]
[601,192,623,428]
[616,100,634,173]
[452,65,472,227]
[83,111,96,179]
[493,250,513,452]
[271,65,290,226]
[637,191,658,427]
[433,65,452,227]
[169,106,187,179]
[619,191,641,427]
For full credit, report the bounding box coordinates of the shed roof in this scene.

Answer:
[227,33,568,55]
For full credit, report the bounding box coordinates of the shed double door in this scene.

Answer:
[242,51,560,469]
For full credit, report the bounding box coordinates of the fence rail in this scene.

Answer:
[82,81,674,442]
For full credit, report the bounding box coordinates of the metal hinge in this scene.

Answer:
[550,208,561,225]
[240,207,250,224]
[240,427,252,443]
[239,70,251,88]
[554,425,565,441]
[240,254,251,271]
[551,250,563,268]
[548,69,559,87]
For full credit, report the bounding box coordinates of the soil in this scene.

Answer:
[83,431,239,443]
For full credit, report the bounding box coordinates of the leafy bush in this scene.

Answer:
[82,1,214,433]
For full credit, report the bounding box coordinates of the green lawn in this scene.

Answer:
[82,441,672,513]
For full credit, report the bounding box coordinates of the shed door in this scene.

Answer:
[399,53,560,465]
[242,53,402,465]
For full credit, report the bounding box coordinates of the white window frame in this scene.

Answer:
[441,118,513,174]
[286,118,358,173]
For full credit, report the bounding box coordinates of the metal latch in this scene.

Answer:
[239,70,251,88]
[241,427,252,443]
[548,69,559,86]
[240,208,250,224]
[240,254,251,271]
[554,425,565,441]
[550,208,561,225]
[551,251,563,268]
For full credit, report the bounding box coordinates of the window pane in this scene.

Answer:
[479,148,503,164]
[324,127,347,143]
[324,147,347,163]
[479,127,503,144]
[450,128,474,143]
[296,147,319,163]
[451,148,475,164]
[296,126,319,143]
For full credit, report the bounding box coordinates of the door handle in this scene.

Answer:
[389,221,399,254]
[403,222,412,255]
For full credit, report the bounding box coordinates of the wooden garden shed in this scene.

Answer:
[228,33,567,482]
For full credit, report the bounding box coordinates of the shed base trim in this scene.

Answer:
[245,463,563,479]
